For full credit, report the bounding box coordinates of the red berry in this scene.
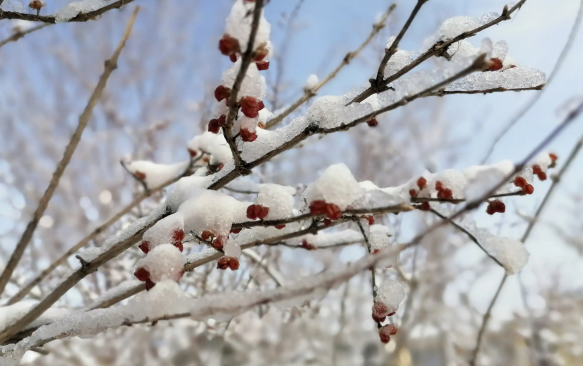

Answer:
[409,189,417,198]
[385,324,398,335]
[379,326,392,344]
[138,241,150,254]
[420,202,430,211]
[323,218,332,227]
[486,200,505,215]
[275,224,285,229]
[488,58,503,71]
[258,206,269,220]
[201,230,214,241]
[217,163,224,171]
[240,128,258,142]
[172,229,185,243]
[417,177,427,190]
[549,153,558,162]
[301,240,316,250]
[145,279,155,291]
[134,267,150,282]
[214,85,231,102]
[219,34,240,56]
[230,228,242,234]
[514,176,527,188]
[212,237,224,250]
[367,118,378,127]
[486,205,496,215]
[437,188,453,200]
[134,171,146,181]
[174,242,184,252]
[325,203,342,220]
[217,257,229,270]
[229,54,238,62]
[309,200,328,216]
[373,301,390,320]
[217,114,227,127]
[188,148,198,158]
[435,181,444,191]
[240,96,263,118]
[246,204,260,220]
[523,184,534,195]
[254,46,269,62]
[208,119,220,134]
[372,249,380,254]
[366,215,375,225]
[537,171,547,181]
[256,61,269,70]
[532,165,542,175]
[228,257,240,271]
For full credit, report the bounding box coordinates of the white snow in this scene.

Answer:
[375,279,406,313]
[304,74,319,90]
[303,164,361,210]
[123,159,190,188]
[55,0,109,23]
[187,132,233,165]
[135,244,185,283]
[225,0,271,52]
[140,213,185,250]
[254,184,294,220]
[482,237,529,275]
[222,60,266,100]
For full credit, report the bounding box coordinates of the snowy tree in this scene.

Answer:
[1,0,582,365]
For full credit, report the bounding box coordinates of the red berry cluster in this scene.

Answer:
[549,153,558,167]
[217,256,240,271]
[372,301,392,323]
[435,181,453,200]
[254,43,270,71]
[301,239,316,250]
[532,165,547,181]
[513,176,534,195]
[208,115,227,134]
[240,96,265,118]
[486,200,505,215]
[409,177,427,198]
[364,215,375,225]
[138,229,185,254]
[247,204,270,220]
[367,118,378,127]
[309,200,342,220]
[487,58,503,72]
[378,324,398,344]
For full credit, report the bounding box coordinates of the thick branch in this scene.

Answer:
[0,0,137,23]
[0,7,140,298]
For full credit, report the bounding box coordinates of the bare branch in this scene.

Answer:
[350,0,528,103]
[480,0,583,163]
[265,3,397,129]
[469,130,583,366]
[429,84,545,96]
[0,7,140,298]
[0,0,137,23]
[0,24,50,49]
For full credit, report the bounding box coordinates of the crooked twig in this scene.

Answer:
[0,24,50,49]
[265,3,397,129]
[0,0,137,23]
[0,7,140,298]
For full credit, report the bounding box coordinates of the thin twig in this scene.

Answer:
[429,209,505,268]
[0,0,137,23]
[6,157,197,305]
[0,8,141,342]
[265,3,397,129]
[0,7,140,298]
[356,221,382,329]
[374,0,429,88]
[223,0,265,173]
[469,131,583,366]
[350,0,528,103]
[430,84,545,96]
[0,24,50,49]
[480,0,583,164]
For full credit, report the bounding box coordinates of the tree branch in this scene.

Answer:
[0,0,137,23]
[0,24,50,49]
[223,0,265,174]
[265,3,397,129]
[0,7,140,298]
[350,0,528,103]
